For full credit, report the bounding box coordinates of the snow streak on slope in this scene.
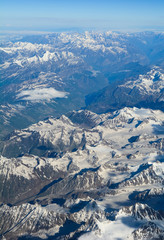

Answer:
[120,68,164,94]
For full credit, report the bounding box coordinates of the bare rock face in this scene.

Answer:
[131,222,164,240]
[0,203,66,238]
[130,188,164,201]
[0,200,109,240]
[118,162,164,188]
[2,116,86,158]
[120,203,164,221]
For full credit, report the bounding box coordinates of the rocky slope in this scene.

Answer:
[0,107,164,239]
[86,67,164,113]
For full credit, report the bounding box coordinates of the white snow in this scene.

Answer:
[120,68,164,94]
[79,216,139,240]
[153,162,164,178]
[0,155,40,180]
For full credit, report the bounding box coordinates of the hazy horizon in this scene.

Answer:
[1,0,164,34]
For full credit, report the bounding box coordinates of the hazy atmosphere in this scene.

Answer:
[1,0,164,33]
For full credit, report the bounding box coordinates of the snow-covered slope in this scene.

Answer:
[86,67,164,113]
[0,107,164,239]
[79,203,164,240]
[121,68,164,94]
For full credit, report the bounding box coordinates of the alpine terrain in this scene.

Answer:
[0,31,164,240]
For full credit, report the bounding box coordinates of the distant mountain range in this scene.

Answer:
[0,31,164,139]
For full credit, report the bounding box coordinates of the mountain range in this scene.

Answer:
[0,31,164,139]
[0,107,164,239]
[0,31,164,239]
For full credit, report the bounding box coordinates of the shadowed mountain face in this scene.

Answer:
[0,31,164,139]
[85,67,164,113]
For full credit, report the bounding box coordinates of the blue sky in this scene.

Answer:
[1,0,164,33]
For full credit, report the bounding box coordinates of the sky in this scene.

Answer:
[0,0,164,33]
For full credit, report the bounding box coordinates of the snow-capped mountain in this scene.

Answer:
[0,107,164,239]
[1,31,164,239]
[86,67,164,113]
[1,31,164,140]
